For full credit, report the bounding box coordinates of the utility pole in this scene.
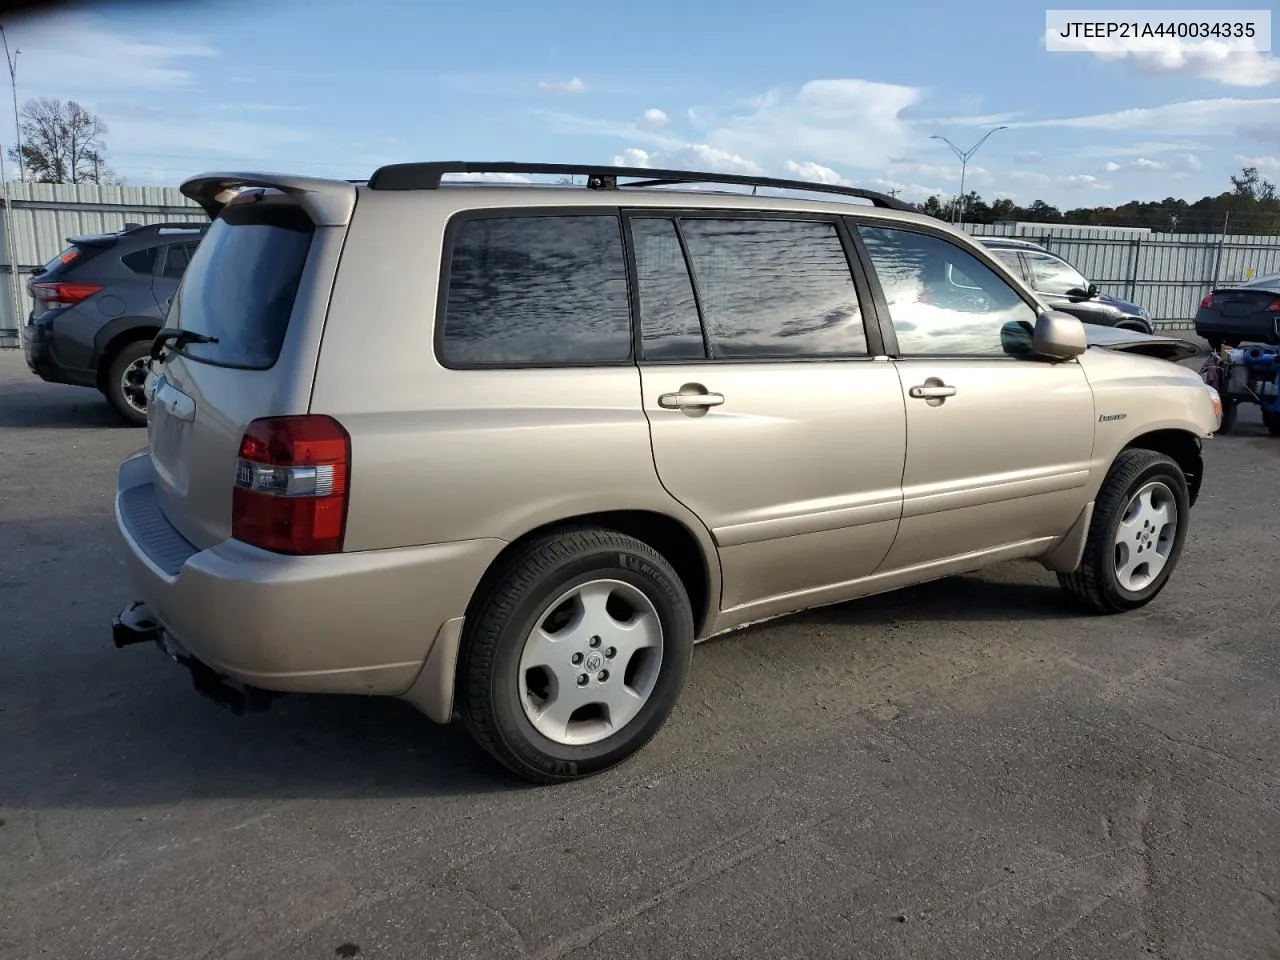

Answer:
[887,187,901,199]
[0,26,21,183]
[930,126,1008,227]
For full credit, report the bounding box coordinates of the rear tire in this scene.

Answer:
[1263,409,1280,437]
[458,528,694,784]
[104,339,152,427]
[1218,399,1238,434]
[1058,449,1190,615]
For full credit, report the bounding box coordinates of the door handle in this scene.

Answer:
[658,388,724,411]
[908,384,957,399]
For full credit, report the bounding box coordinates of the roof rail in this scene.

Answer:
[366,161,917,211]
[126,221,210,234]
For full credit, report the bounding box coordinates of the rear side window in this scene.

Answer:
[173,203,314,370]
[161,241,197,279]
[677,218,868,359]
[631,218,705,361]
[440,214,631,366]
[122,246,160,276]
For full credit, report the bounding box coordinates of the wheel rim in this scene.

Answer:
[119,356,152,415]
[517,578,664,746]
[1113,480,1178,592]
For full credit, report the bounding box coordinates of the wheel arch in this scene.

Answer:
[462,509,721,641]
[1121,428,1203,506]
[93,318,160,391]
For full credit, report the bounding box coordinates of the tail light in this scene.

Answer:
[1199,293,1214,309]
[232,415,351,555]
[30,281,103,307]
[1266,298,1280,312]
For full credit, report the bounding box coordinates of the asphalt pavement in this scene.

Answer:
[1,348,1277,960]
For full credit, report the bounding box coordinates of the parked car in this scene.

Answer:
[977,237,1154,333]
[1193,272,1280,349]
[23,221,209,425]
[112,163,1220,784]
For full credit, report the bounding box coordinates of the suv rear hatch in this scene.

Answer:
[27,232,117,319]
[146,174,356,552]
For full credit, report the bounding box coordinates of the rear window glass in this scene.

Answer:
[174,203,314,369]
[440,214,632,366]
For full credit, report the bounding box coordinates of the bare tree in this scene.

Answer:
[7,97,123,185]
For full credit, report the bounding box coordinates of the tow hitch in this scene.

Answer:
[111,601,277,715]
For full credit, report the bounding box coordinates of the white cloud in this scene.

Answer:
[641,108,669,127]
[867,178,947,201]
[1101,154,1203,175]
[1103,161,1122,172]
[1059,174,1109,190]
[1065,36,1280,88]
[889,160,993,185]
[8,12,217,92]
[700,79,923,170]
[784,160,847,184]
[611,144,764,176]
[1236,155,1280,173]
[538,77,586,93]
[1132,157,1163,171]
[1008,97,1280,135]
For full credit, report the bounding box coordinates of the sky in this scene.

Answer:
[3,0,1279,210]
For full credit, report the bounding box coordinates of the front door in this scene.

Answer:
[627,213,907,616]
[852,222,1096,572]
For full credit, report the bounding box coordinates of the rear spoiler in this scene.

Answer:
[180,172,358,227]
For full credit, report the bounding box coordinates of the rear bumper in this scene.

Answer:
[1195,310,1280,343]
[24,321,96,387]
[113,451,505,713]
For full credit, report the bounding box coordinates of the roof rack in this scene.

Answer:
[366,161,917,211]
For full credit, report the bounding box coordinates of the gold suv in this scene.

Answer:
[112,162,1222,783]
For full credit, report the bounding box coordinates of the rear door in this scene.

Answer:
[147,195,331,549]
[852,221,1095,571]
[630,212,906,615]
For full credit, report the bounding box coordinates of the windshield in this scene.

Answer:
[172,202,314,369]
[1024,251,1089,296]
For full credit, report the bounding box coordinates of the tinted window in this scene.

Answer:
[678,218,866,359]
[174,203,314,369]
[121,246,159,276]
[441,215,631,366]
[858,225,1037,356]
[1024,251,1088,296]
[631,218,705,360]
[162,241,196,279]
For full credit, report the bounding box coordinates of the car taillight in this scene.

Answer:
[1266,298,1280,312]
[1199,293,1214,309]
[30,281,103,306]
[232,415,351,555]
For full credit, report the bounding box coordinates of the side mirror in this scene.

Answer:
[1032,310,1087,359]
[1087,282,1099,297]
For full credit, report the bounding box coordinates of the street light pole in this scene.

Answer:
[930,126,1007,227]
[0,25,21,183]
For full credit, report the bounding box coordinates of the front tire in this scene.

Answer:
[1058,449,1190,614]
[458,528,694,784]
[103,340,152,427]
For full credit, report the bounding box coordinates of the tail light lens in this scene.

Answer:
[1266,298,1280,312]
[1199,293,1214,309]
[31,281,103,307]
[232,415,351,555]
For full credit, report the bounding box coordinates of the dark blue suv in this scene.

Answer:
[23,221,209,425]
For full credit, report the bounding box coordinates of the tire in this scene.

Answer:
[1263,409,1280,437]
[103,339,152,427]
[458,528,695,784]
[1218,399,1238,435]
[1058,449,1191,615]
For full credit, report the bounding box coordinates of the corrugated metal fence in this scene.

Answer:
[962,222,1280,330]
[2,183,1280,346]
[0,181,202,347]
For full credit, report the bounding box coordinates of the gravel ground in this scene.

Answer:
[1,347,1277,960]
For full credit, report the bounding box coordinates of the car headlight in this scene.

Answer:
[1204,383,1222,429]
